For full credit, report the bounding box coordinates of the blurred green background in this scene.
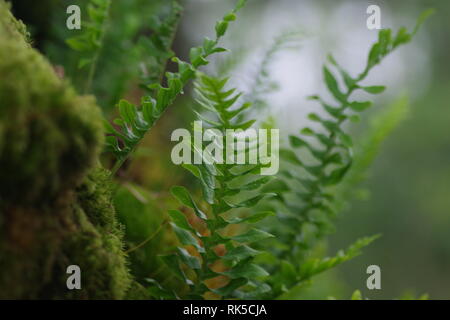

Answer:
[10,0,450,299]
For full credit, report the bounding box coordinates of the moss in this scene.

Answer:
[0,1,103,205]
[0,1,140,299]
[69,167,132,299]
[0,169,133,299]
[77,168,119,230]
[0,1,30,45]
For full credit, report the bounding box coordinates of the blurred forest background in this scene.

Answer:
[9,0,450,299]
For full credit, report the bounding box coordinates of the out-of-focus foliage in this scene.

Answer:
[243,29,304,120]
[254,15,431,299]
[327,1,450,299]
[336,95,410,209]
[138,0,182,90]
[43,0,185,109]
[113,183,181,294]
[66,0,111,92]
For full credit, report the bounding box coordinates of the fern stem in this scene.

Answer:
[84,52,99,94]
[110,4,182,177]
[124,220,169,254]
[111,156,127,177]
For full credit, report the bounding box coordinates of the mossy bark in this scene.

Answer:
[0,1,141,299]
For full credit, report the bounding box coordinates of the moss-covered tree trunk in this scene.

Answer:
[0,1,142,299]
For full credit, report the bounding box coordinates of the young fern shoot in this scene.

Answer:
[105,0,248,176]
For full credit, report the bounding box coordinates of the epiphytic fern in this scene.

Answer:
[259,10,434,299]
[105,0,248,176]
[160,73,276,299]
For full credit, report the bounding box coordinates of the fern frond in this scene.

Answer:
[105,0,248,176]
[277,235,379,299]
[164,73,276,299]
[247,29,304,116]
[263,13,432,298]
